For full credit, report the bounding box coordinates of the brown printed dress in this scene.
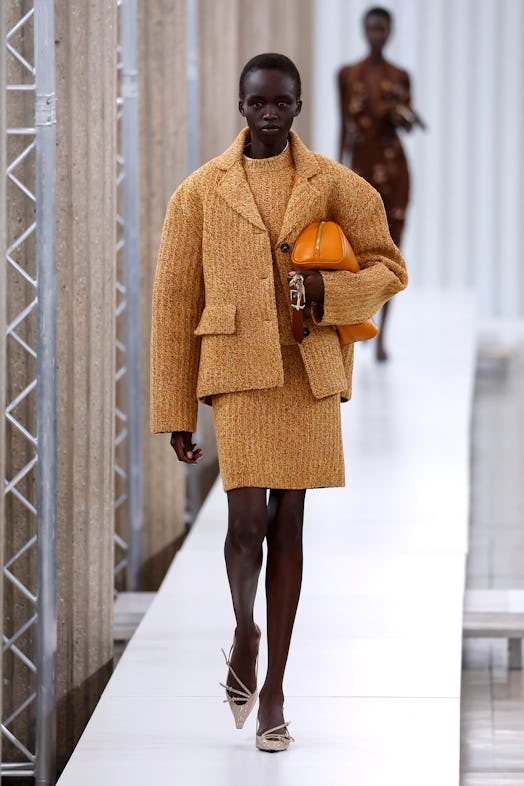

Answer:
[338,58,412,246]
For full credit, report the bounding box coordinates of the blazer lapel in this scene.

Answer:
[277,131,322,244]
[215,129,266,233]
[277,175,321,245]
[273,175,321,296]
[216,161,267,233]
[275,131,323,292]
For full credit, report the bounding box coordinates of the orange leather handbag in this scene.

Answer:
[290,220,378,346]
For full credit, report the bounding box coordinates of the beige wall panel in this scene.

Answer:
[199,0,312,162]
[265,0,312,145]
[54,0,116,771]
[138,0,187,589]
[199,0,240,161]
[238,0,313,145]
[237,0,271,69]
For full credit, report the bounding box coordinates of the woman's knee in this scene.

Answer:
[226,489,267,554]
[267,490,305,552]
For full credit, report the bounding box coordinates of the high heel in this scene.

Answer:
[256,721,294,752]
[219,634,259,729]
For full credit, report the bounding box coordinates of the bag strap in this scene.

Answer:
[292,307,304,344]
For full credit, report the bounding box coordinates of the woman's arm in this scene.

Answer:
[390,72,426,131]
[337,67,351,164]
[150,179,205,434]
[313,189,407,327]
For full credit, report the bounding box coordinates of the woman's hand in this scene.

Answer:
[170,431,202,464]
[302,270,324,304]
[288,270,324,318]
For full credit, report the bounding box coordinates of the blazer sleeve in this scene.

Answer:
[150,180,204,434]
[313,189,407,326]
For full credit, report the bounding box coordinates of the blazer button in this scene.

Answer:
[280,242,290,253]
[303,327,310,338]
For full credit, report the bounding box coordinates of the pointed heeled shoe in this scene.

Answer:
[219,639,258,729]
[256,721,294,752]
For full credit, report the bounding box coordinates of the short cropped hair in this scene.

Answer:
[239,53,302,100]
[363,7,393,28]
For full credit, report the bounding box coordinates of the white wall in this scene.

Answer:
[312,0,524,317]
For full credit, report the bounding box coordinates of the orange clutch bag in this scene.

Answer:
[291,220,378,346]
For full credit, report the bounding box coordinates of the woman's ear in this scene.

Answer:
[238,100,245,116]
[294,100,303,117]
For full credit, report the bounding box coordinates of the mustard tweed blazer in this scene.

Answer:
[151,129,407,434]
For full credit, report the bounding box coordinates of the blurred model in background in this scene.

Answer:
[338,6,424,361]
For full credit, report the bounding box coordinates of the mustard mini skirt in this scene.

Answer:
[212,344,345,491]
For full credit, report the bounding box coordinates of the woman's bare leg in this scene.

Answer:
[375,299,391,362]
[376,218,403,362]
[224,487,267,697]
[258,488,306,733]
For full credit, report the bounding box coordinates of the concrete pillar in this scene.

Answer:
[238,0,312,144]
[237,0,271,69]
[54,0,116,771]
[268,0,313,146]
[198,0,312,160]
[138,0,188,589]
[199,0,240,161]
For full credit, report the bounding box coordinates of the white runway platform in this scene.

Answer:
[58,289,475,786]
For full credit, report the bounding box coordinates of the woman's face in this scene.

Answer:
[239,68,301,150]
[364,13,390,53]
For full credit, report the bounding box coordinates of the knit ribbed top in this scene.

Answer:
[243,143,296,344]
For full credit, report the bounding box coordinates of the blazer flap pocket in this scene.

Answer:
[194,303,237,336]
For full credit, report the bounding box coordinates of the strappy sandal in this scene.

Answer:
[256,721,294,752]
[219,637,259,729]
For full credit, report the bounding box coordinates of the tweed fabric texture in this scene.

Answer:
[213,345,344,491]
[150,129,407,434]
[212,143,344,490]
[243,144,296,345]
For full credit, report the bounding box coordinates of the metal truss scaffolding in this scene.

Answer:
[2,1,144,778]
[2,1,57,784]
[3,0,145,778]
[114,0,143,592]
